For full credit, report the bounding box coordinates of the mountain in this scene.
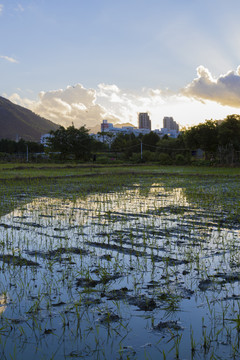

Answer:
[0,96,59,142]
[89,122,136,134]
[114,122,136,128]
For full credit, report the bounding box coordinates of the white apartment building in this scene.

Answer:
[94,117,180,144]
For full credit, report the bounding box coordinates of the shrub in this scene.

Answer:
[175,154,188,165]
[129,153,142,163]
[142,150,155,162]
[158,152,172,165]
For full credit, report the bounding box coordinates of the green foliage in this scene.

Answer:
[0,152,12,161]
[0,138,44,163]
[175,154,187,165]
[0,138,43,154]
[129,153,142,163]
[49,125,93,160]
[183,115,240,164]
[142,132,160,150]
[156,136,188,160]
[218,115,240,150]
[183,120,218,153]
[111,133,139,159]
[162,134,169,140]
[142,150,155,162]
[158,152,172,165]
[130,150,155,163]
[44,115,240,165]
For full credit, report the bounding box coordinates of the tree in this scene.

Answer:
[217,115,240,164]
[111,133,129,152]
[156,135,188,159]
[183,120,218,157]
[142,132,160,151]
[0,139,17,153]
[49,125,93,160]
[0,139,43,154]
[218,115,240,150]
[111,133,139,159]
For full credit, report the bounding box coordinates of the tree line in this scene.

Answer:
[0,138,44,161]
[1,114,240,165]
[0,138,44,153]
[47,115,240,165]
[184,115,240,164]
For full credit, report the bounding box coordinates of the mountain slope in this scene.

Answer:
[0,97,59,141]
[90,122,136,134]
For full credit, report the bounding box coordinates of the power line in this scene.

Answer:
[111,141,191,152]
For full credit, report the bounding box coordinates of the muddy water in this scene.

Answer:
[0,183,239,359]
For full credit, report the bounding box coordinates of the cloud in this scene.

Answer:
[96,85,170,127]
[8,93,34,108]
[8,76,240,132]
[0,55,18,63]
[98,83,120,94]
[9,84,167,130]
[183,65,240,107]
[10,84,112,129]
[0,4,3,15]
[7,83,214,131]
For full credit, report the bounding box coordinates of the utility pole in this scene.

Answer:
[140,139,142,161]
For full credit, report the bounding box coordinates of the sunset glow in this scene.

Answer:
[1,0,240,130]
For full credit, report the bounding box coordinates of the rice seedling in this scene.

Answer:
[0,166,239,358]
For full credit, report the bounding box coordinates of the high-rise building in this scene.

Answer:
[163,117,179,131]
[138,113,151,130]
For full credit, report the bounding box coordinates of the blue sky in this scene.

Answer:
[1,0,240,130]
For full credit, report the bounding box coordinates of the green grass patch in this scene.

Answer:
[1,163,240,180]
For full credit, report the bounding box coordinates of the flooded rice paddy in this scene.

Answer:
[0,175,240,359]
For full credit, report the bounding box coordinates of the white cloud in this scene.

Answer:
[96,86,171,127]
[9,84,164,130]
[0,4,3,15]
[9,93,34,109]
[10,84,110,129]
[183,65,240,107]
[8,74,240,132]
[98,83,120,94]
[0,55,18,63]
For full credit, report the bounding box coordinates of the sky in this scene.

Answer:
[1,0,240,131]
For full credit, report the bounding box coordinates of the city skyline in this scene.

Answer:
[1,0,240,130]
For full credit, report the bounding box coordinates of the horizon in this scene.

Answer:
[1,0,240,130]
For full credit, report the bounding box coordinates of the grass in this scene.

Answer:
[1,163,240,181]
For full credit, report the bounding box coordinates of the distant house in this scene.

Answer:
[40,133,53,146]
[160,128,180,138]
